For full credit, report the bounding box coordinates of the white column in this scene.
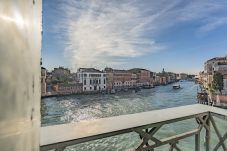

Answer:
[0,0,42,151]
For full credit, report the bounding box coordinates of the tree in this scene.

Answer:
[212,72,223,94]
[208,83,214,93]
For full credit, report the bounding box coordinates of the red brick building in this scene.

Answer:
[128,68,153,86]
[105,68,134,91]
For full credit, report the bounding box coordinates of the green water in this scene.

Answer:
[41,81,227,151]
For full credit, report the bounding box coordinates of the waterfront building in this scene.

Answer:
[153,74,161,86]
[52,67,71,80]
[202,56,227,90]
[179,73,188,80]
[41,67,47,96]
[198,71,206,85]
[222,74,227,92]
[131,73,138,81]
[149,72,155,86]
[54,83,83,95]
[199,57,227,105]
[105,68,134,91]
[105,69,114,92]
[160,76,168,85]
[155,69,170,85]
[213,62,227,93]
[70,73,79,82]
[128,68,153,86]
[168,72,177,83]
[47,70,81,95]
[204,56,227,74]
[45,73,52,85]
[213,62,227,74]
[77,68,106,92]
[176,74,181,80]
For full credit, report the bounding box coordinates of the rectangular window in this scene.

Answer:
[84,79,86,85]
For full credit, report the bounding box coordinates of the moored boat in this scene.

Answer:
[173,85,181,89]
[143,84,154,89]
[110,89,116,94]
[135,87,141,93]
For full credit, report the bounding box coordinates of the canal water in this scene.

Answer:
[41,81,226,151]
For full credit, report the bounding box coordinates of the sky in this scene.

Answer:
[42,0,227,74]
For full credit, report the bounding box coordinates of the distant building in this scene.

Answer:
[128,68,153,86]
[77,68,106,92]
[52,67,70,79]
[202,56,227,90]
[160,76,168,85]
[222,74,227,92]
[168,72,177,83]
[153,73,161,86]
[70,73,78,81]
[214,62,227,93]
[105,68,135,91]
[41,67,47,96]
[179,73,188,80]
[204,57,227,74]
[54,83,83,95]
[213,62,227,74]
[131,73,138,81]
[155,68,170,85]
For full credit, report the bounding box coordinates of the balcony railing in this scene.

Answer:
[40,104,227,151]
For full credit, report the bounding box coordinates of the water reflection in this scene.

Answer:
[41,81,226,150]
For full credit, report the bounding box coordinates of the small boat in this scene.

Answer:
[123,88,129,92]
[135,87,142,92]
[173,85,181,89]
[143,84,154,89]
[110,89,116,94]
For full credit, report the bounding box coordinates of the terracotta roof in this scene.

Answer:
[78,68,103,73]
[128,68,151,73]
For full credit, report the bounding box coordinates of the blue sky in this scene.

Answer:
[42,0,227,74]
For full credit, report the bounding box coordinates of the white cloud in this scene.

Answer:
[51,0,227,70]
[199,17,227,32]
[177,1,223,21]
[57,0,167,69]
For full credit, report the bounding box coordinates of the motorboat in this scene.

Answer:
[173,84,181,89]
[143,84,154,89]
[135,87,141,93]
[110,89,116,94]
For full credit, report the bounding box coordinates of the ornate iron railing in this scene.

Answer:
[40,104,227,151]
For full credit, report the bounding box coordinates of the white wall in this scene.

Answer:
[78,72,106,91]
[0,0,42,151]
[223,79,227,91]
[213,64,227,72]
